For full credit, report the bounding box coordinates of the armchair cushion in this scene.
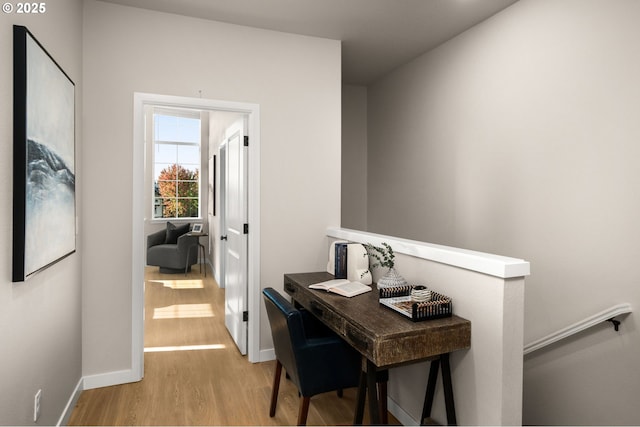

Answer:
[165,222,190,244]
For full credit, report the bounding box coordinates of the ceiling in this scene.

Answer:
[99,0,519,85]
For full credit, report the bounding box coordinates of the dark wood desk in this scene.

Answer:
[284,272,471,425]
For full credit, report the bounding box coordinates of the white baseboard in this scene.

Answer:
[259,348,275,362]
[57,377,83,427]
[387,395,418,426]
[205,260,219,286]
[83,369,141,390]
[56,370,141,425]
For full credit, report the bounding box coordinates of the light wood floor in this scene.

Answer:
[68,265,392,426]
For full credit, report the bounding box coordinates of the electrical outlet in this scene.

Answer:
[34,389,42,422]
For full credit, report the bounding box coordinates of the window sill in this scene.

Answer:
[148,218,203,224]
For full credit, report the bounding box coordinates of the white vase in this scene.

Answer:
[376,267,407,289]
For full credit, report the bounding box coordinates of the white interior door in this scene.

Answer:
[222,119,248,355]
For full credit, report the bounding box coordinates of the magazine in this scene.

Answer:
[379,296,415,318]
[309,279,372,298]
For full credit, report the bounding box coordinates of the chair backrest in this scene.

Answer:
[262,288,306,388]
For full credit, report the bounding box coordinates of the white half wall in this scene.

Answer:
[328,228,527,425]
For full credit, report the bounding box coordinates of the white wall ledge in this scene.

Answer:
[327,227,530,279]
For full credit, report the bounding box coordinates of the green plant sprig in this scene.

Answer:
[363,242,395,269]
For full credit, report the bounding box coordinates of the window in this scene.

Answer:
[152,108,201,219]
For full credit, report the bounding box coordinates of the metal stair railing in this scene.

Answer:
[524,303,632,355]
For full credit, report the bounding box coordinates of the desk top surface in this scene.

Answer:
[284,272,471,368]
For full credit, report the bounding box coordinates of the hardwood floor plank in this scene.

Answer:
[68,265,398,426]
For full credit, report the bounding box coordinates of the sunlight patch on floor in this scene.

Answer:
[148,279,204,289]
[153,303,214,319]
[144,343,226,353]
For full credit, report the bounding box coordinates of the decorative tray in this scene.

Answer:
[378,285,452,322]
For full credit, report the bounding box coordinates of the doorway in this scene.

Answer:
[132,92,261,381]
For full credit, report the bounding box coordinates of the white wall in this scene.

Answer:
[365,0,640,424]
[82,0,341,379]
[341,85,368,230]
[0,1,83,425]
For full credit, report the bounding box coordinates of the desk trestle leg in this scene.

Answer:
[421,353,457,426]
[353,360,389,425]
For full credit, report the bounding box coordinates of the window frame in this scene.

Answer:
[151,107,202,220]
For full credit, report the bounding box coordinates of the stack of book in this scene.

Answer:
[333,242,348,279]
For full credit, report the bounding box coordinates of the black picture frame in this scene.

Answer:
[213,154,217,216]
[13,26,76,282]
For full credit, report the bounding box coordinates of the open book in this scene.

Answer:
[309,279,372,298]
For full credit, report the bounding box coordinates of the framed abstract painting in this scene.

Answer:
[13,26,76,282]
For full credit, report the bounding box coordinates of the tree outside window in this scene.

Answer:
[156,164,199,218]
[152,110,201,219]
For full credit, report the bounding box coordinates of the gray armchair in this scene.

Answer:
[146,223,198,273]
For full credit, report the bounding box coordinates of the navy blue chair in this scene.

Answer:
[262,287,362,425]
